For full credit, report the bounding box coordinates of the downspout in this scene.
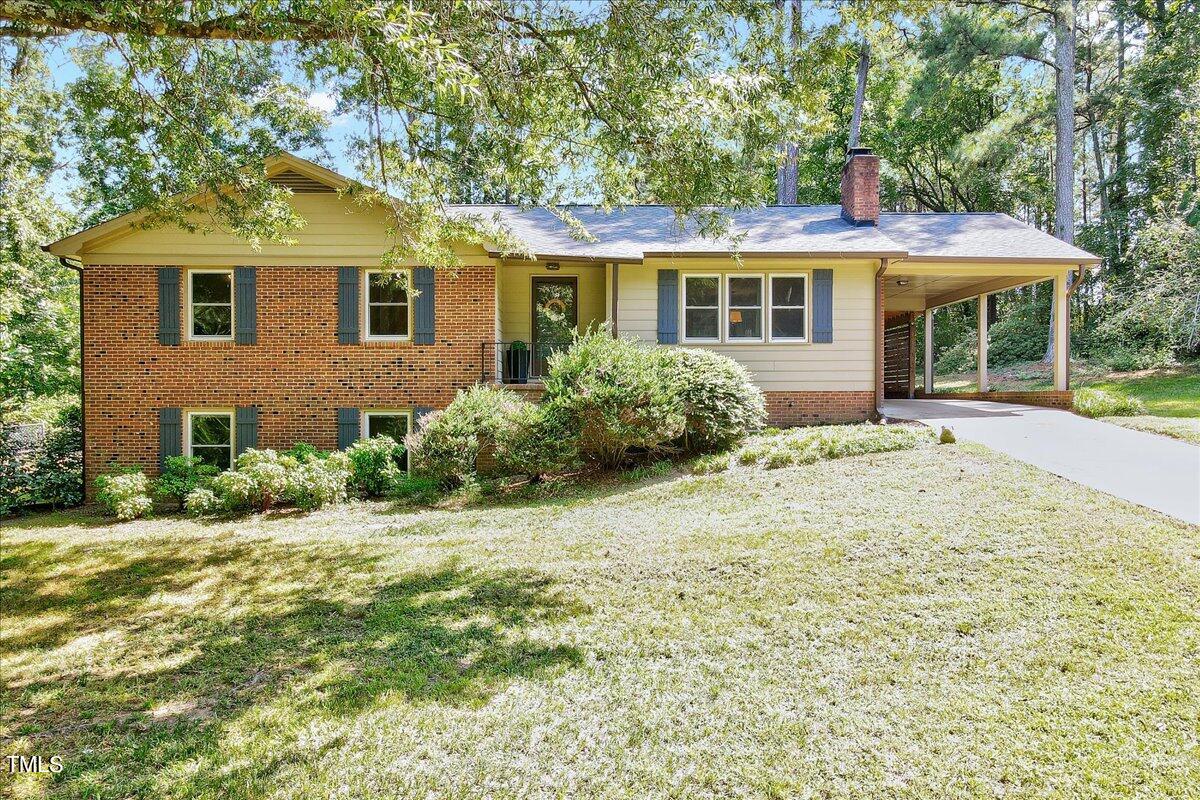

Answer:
[611,262,619,337]
[59,257,85,502]
[875,258,889,413]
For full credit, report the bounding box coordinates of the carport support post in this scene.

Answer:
[977,293,989,394]
[923,309,934,393]
[1053,271,1069,391]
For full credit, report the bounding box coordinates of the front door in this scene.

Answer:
[531,276,578,377]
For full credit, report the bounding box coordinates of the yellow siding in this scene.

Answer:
[617,258,877,392]
[498,262,607,344]
[81,194,493,267]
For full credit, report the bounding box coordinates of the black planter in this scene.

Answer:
[505,346,530,384]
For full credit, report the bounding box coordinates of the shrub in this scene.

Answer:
[28,405,83,509]
[0,427,29,516]
[94,470,153,521]
[346,436,406,497]
[658,347,765,451]
[283,442,320,461]
[408,386,525,487]
[541,330,685,467]
[210,469,258,512]
[389,474,442,505]
[235,449,293,510]
[1074,388,1147,418]
[286,451,350,510]
[491,400,579,480]
[184,487,222,516]
[155,455,219,505]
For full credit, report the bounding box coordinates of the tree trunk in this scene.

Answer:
[848,35,870,149]
[775,0,802,204]
[1046,0,1076,363]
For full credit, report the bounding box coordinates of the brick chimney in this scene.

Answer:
[840,147,880,226]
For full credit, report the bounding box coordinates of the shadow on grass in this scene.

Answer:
[3,538,585,798]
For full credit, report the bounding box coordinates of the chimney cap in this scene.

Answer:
[847,146,875,157]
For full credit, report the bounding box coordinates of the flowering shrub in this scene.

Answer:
[94,470,153,521]
[346,436,405,497]
[210,470,257,513]
[236,449,292,510]
[287,451,350,510]
[184,487,222,516]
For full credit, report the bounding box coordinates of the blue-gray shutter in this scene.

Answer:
[235,406,258,454]
[234,267,257,345]
[413,406,433,430]
[812,268,833,344]
[412,267,435,344]
[337,407,360,450]
[657,269,678,344]
[337,267,360,344]
[158,268,180,346]
[159,407,182,469]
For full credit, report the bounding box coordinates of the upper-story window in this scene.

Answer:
[364,269,410,340]
[769,275,808,341]
[188,269,234,340]
[682,274,720,342]
[726,275,764,341]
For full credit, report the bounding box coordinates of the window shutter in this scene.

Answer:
[234,267,257,345]
[812,268,834,343]
[412,267,435,344]
[337,267,360,344]
[159,407,182,469]
[413,406,432,430]
[158,268,180,346]
[657,269,678,344]
[235,406,258,454]
[337,407,360,450]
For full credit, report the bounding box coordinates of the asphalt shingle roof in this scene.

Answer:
[451,204,1100,264]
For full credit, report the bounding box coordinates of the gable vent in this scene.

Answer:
[268,169,336,193]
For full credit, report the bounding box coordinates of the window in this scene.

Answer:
[187,411,234,470]
[363,410,412,470]
[364,270,410,339]
[682,275,720,342]
[726,275,763,341]
[189,270,233,339]
[770,275,808,341]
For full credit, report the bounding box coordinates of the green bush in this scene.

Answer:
[542,330,685,467]
[389,474,443,504]
[184,487,222,516]
[935,337,975,374]
[209,469,258,513]
[94,469,153,521]
[0,427,29,516]
[155,455,219,505]
[986,308,1048,367]
[346,436,406,497]
[408,386,525,487]
[491,400,580,480]
[28,405,83,509]
[235,449,293,510]
[658,347,765,450]
[286,451,351,510]
[1074,387,1147,418]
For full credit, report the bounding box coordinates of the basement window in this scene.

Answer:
[186,411,234,471]
[362,410,412,470]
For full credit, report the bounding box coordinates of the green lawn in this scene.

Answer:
[3,440,1199,799]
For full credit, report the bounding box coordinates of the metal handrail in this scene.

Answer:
[480,340,574,384]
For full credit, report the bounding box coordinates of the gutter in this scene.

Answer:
[58,257,85,502]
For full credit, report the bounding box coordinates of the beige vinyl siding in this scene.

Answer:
[80,194,493,267]
[498,262,607,344]
[617,258,877,392]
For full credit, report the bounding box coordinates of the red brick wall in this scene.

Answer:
[81,265,495,487]
[915,390,1074,409]
[764,391,876,426]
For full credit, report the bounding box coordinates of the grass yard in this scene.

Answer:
[3,439,1199,799]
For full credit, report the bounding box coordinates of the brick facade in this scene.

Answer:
[915,390,1074,409]
[81,265,495,488]
[763,391,877,426]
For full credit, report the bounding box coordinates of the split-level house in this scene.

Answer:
[44,149,1100,489]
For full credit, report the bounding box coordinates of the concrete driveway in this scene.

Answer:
[881,399,1200,525]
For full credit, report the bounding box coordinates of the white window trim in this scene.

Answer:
[725,273,765,343]
[186,268,235,342]
[362,268,412,342]
[767,272,811,343]
[361,409,414,471]
[184,409,235,470]
[680,273,723,344]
